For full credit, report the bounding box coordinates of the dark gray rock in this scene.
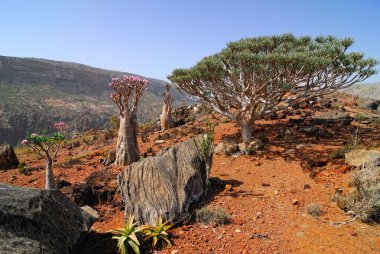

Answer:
[357,98,380,110]
[0,184,97,254]
[312,111,353,126]
[118,136,209,225]
[0,144,19,169]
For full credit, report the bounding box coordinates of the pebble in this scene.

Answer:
[274,190,279,195]
[292,199,300,205]
[235,228,241,233]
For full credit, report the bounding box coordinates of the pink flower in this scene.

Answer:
[21,139,29,145]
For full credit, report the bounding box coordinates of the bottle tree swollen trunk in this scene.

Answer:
[160,84,173,131]
[45,158,57,190]
[115,110,139,166]
[239,119,253,144]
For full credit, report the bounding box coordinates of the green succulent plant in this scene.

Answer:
[143,216,173,249]
[110,214,144,254]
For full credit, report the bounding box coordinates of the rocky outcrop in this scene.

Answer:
[312,111,353,126]
[0,144,19,169]
[118,136,209,225]
[0,184,97,254]
[345,149,380,167]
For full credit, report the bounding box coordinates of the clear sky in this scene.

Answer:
[1,0,379,82]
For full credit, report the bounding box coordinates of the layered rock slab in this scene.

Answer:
[118,137,208,225]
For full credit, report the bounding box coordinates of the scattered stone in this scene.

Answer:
[171,250,179,254]
[261,182,270,187]
[345,149,380,167]
[249,233,269,239]
[292,199,300,205]
[274,190,279,195]
[303,184,311,190]
[0,184,97,254]
[214,139,238,156]
[118,135,211,225]
[225,184,233,191]
[295,231,305,238]
[0,144,19,170]
[102,150,116,166]
[154,139,166,144]
[238,142,247,151]
[349,231,358,237]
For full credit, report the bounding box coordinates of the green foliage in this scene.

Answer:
[142,216,173,249]
[109,115,120,130]
[330,127,361,159]
[306,203,324,217]
[195,207,231,225]
[168,34,378,128]
[193,119,215,185]
[18,162,29,175]
[193,119,215,161]
[355,113,369,122]
[110,214,144,254]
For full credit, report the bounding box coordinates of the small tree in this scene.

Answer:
[168,34,378,143]
[21,123,65,190]
[160,83,173,131]
[109,75,148,165]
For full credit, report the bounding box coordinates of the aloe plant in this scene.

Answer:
[143,216,173,249]
[110,214,144,254]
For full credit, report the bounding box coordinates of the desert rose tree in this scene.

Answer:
[160,83,173,131]
[21,123,65,190]
[109,75,148,165]
[168,34,378,144]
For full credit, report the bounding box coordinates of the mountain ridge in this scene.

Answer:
[0,55,187,145]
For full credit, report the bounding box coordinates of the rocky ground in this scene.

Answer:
[1,95,380,254]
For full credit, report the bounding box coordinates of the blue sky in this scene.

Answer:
[1,0,379,82]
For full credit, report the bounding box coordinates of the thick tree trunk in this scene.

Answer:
[240,120,253,144]
[45,159,56,190]
[115,111,139,166]
[167,103,173,128]
[161,104,168,131]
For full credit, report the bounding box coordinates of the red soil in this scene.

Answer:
[1,110,380,254]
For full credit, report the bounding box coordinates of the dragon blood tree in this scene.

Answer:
[160,83,174,131]
[21,123,65,190]
[109,75,148,165]
[168,34,378,144]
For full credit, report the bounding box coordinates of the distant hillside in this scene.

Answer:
[343,82,380,100]
[0,56,188,145]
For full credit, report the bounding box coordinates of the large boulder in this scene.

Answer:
[0,184,97,254]
[0,144,19,169]
[345,149,380,167]
[118,136,209,225]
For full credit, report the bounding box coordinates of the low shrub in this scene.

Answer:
[195,207,230,225]
[306,203,324,217]
[336,162,380,222]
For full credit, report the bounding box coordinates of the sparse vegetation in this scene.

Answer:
[21,124,65,190]
[306,203,324,217]
[193,119,215,185]
[330,127,362,159]
[336,162,380,222]
[17,162,29,175]
[110,214,144,254]
[195,207,231,225]
[142,216,173,249]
